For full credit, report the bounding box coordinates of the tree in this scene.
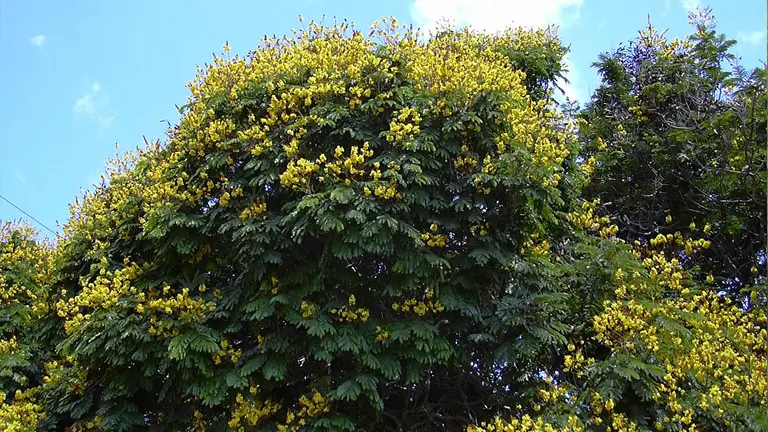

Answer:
[578,8,767,304]
[37,18,587,431]
[0,222,55,430]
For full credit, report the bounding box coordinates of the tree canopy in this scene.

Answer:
[579,10,767,302]
[0,11,765,432]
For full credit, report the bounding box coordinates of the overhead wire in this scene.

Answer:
[0,193,58,236]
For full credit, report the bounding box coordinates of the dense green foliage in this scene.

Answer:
[0,11,765,432]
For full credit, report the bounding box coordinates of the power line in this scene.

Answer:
[0,193,57,236]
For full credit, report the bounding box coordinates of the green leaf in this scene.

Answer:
[354,374,379,393]
[225,370,248,389]
[263,357,287,381]
[655,315,692,342]
[333,379,362,401]
[330,187,355,204]
[167,333,191,360]
[190,331,219,354]
[377,356,401,380]
[313,416,356,431]
[245,298,276,320]
[304,317,336,337]
[239,357,266,377]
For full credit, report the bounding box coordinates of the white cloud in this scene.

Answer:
[410,0,583,34]
[661,0,672,17]
[681,0,700,12]
[409,0,585,102]
[558,54,585,103]
[738,30,766,45]
[73,82,115,128]
[30,34,46,47]
[14,170,26,185]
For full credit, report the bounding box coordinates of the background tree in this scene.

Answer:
[0,222,56,430]
[578,8,767,304]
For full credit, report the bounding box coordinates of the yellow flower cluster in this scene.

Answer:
[421,231,448,248]
[277,389,330,431]
[41,359,67,387]
[324,143,374,183]
[535,378,570,407]
[280,143,378,193]
[563,343,595,376]
[0,223,53,317]
[392,288,444,316]
[470,224,490,237]
[455,154,479,172]
[55,258,143,334]
[331,295,370,323]
[0,388,44,432]
[367,182,401,200]
[142,285,215,336]
[218,186,243,207]
[529,239,552,258]
[541,172,562,188]
[190,410,207,432]
[590,262,768,429]
[640,248,689,292]
[468,414,585,432]
[364,161,403,201]
[579,155,598,177]
[611,268,648,298]
[240,202,268,222]
[593,299,654,347]
[264,276,281,295]
[0,337,17,355]
[375,326,389,341]
[481,154,498,175]
[568,199,619,239]
[228,386,281,431]
[280,158,320,191]
[213,338,243,365]
[637,25,694,58]
[649,231,711,256]
[520,231,553,258]
[300,300,315,318]
[387,107,422,145]
[205,118,237,149]
[627,105,648,122]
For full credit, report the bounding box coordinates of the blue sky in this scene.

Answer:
[1,0,765,238]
